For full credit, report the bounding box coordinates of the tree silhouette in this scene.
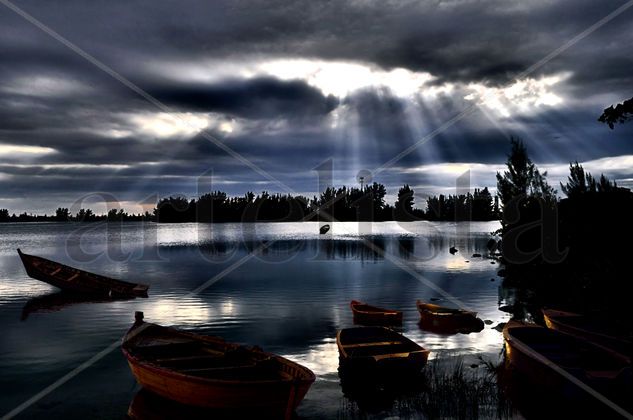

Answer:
[496,138,555,207]
[561,162,619,197]
[394,184,415,220]
[599,96,633,129]
[55,208,70,221]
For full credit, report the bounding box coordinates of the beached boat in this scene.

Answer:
[337,327,429,374]
[350,300,403,325]
[319,224,330,234]
[416,300,483,333]
[17,249,149,297]
[122,312,315,418]
[503,321,631,400]
[542,309,632,359]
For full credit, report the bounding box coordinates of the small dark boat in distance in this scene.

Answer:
[416,300,483,333]
[337,327,429,374]
[17,249,149,297]
[350,300,403,325]
[319,224,331,234]
[542,309,632,360]
[122,312,315,419]
[503,321,631,406]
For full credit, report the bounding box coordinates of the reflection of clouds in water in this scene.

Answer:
[281,340,340,376]
[0,279,53,304]
[119,296,241,327]
[0,220,510,417]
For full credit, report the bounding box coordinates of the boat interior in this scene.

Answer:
[126,326,294,381]
[339,328,420,357]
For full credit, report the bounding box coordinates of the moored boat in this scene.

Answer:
[336,326,429,375]
[503,321,631,404]
[17,249,149,297]
[350,300,403,325]
[122,312,315,418]
[542,309,632,360]
[416,300,483,333]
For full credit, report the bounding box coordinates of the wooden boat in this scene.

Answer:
[503,321,631,401]
[122,312,315,418]
[319,224,330,234]
[542,309,632,360]
[17,249,149,297]
[336,327,429,374]
[416,300,483,333]
[350,300,403,325]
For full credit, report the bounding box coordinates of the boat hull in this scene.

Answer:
[416,301,483,333]
[503,321,631,401]
[337,327,429,377]
[350,301,403,326]
[122,317,315,415]
[542,309,632,360]
[125,357,311,411]
[18,249,148,297]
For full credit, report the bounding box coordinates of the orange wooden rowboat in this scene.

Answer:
[503,321,631,400]
[122,312,315,418]
[416,300,483,333]
[17,249,148,297]
[337,327,429,374]
[542,309,632,360]
[350,300,403,325]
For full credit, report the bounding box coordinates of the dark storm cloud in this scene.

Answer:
[1,0,633,212]
[150,77,338,118]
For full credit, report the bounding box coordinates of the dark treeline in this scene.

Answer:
[425,188,500,221]
[496,138,633,320]
[0,207,152,223]
[1,183,501,223]
[154,182,500,222]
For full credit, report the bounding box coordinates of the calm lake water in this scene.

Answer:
[0,221,512,419]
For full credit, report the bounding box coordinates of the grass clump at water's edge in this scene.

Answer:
[339,353,514,420]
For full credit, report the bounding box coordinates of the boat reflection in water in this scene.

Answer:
[127,388,291,420]
[20,291,133,321]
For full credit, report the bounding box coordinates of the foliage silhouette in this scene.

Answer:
[599,96,633,129]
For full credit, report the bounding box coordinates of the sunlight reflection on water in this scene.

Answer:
[0,221,509,418]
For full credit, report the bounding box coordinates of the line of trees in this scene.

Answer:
[1,183,501,223]
[0,207,152,223]
[425,188,499,221]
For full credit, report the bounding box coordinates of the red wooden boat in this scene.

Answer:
[350,300,403,325]
[17,249,148,297]
[122,312,315,419]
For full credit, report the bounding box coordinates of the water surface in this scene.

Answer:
[0,221,510,418]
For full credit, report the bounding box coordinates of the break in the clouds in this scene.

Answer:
[1,0,632,213]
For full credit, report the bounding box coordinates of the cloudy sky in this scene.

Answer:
[1,0,633,213]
